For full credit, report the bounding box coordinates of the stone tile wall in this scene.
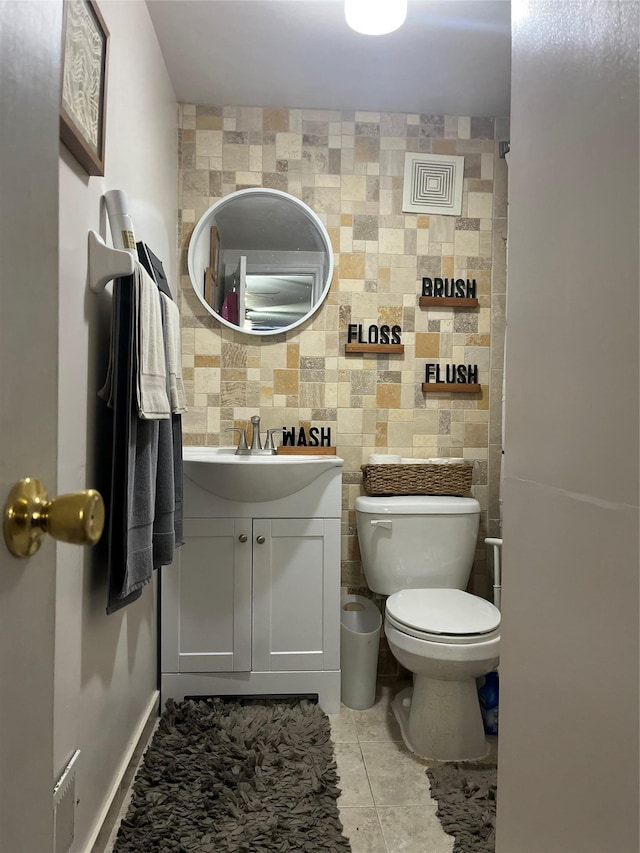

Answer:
[177,104,508,672]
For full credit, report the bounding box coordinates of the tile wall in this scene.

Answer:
[177,104,508,672]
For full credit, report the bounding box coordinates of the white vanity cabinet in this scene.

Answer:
[161,453,343,713]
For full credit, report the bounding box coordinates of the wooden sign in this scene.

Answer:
[277,446,337,456]
[282,426,332,448]
[345,323,404,354]
[422,363,481,393]
[419,277,478,308]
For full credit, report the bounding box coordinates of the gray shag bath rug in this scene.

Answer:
[427,762,497,853]
[114,697,351,852]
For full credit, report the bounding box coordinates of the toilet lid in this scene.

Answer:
[386,589,500,636]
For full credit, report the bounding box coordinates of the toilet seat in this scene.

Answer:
[386,589,500,644]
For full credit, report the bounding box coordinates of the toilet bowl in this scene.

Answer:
[385,588,499,760]
[354,495,501,761]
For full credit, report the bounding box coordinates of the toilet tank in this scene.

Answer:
[354,495,480,595]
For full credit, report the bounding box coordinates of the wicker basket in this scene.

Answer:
[361,462,473,497]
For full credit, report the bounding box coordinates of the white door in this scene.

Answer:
[0,2,62,850]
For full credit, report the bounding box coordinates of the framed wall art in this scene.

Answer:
[60,0,109,176]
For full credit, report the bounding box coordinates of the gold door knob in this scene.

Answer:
[3,478,105,558]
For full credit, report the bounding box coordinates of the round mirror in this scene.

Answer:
[188,188,334,336]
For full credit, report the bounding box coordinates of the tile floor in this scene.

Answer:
[99,679,497,853]
[329,678,457,853]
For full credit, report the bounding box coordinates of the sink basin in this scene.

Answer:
[182,446,343,502]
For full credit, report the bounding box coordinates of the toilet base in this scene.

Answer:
[391,679,489,761]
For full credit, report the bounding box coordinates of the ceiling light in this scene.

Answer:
[345,0,407,36]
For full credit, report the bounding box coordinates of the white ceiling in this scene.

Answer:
[146,0,511,116]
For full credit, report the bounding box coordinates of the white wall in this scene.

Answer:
[496,3,639,851]
[57,2,177,849]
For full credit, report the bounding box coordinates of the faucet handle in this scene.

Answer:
[225,427,249,454]
[265,429,279,453]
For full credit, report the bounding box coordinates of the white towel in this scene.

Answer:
[368,454,402,464]
[160,292,188,415]
[135,262,171,419]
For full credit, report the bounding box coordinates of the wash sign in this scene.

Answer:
[282,427,332,447]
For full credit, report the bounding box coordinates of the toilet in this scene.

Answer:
[355,494,500,761]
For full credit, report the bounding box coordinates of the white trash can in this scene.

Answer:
[340,594,382,710]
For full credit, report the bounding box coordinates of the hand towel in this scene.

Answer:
[135,262,171,419]
[159,292,188,414]
[103,275,149,612]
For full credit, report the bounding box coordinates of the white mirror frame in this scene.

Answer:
[187,188,334,337]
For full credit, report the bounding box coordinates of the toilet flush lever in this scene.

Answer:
[370,520,392,530]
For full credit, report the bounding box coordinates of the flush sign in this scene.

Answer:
[425,364,478,384]
[422,364,481,393]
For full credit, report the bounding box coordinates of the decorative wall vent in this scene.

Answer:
[402,153,464,216]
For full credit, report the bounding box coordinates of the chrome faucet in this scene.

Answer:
[226,416,277,455]
[249,416,278,455]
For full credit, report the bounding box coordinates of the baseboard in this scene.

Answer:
[87,691,159,852]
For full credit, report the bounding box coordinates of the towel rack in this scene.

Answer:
[88,230,135,293]
[89,190,139,292]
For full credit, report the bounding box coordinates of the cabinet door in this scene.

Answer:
[163,517,252,673]
[252,518,340,672]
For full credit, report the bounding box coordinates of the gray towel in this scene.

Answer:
[152,295,178,568]
[103,273,181,612]
[104,275,147,612]
[120,415,159,597]
[172,413,184,547]
[152,416,175,569]
[119,287,178,598]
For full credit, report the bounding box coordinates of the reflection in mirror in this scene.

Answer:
[245,274,315,330]
[188,188,334,337]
